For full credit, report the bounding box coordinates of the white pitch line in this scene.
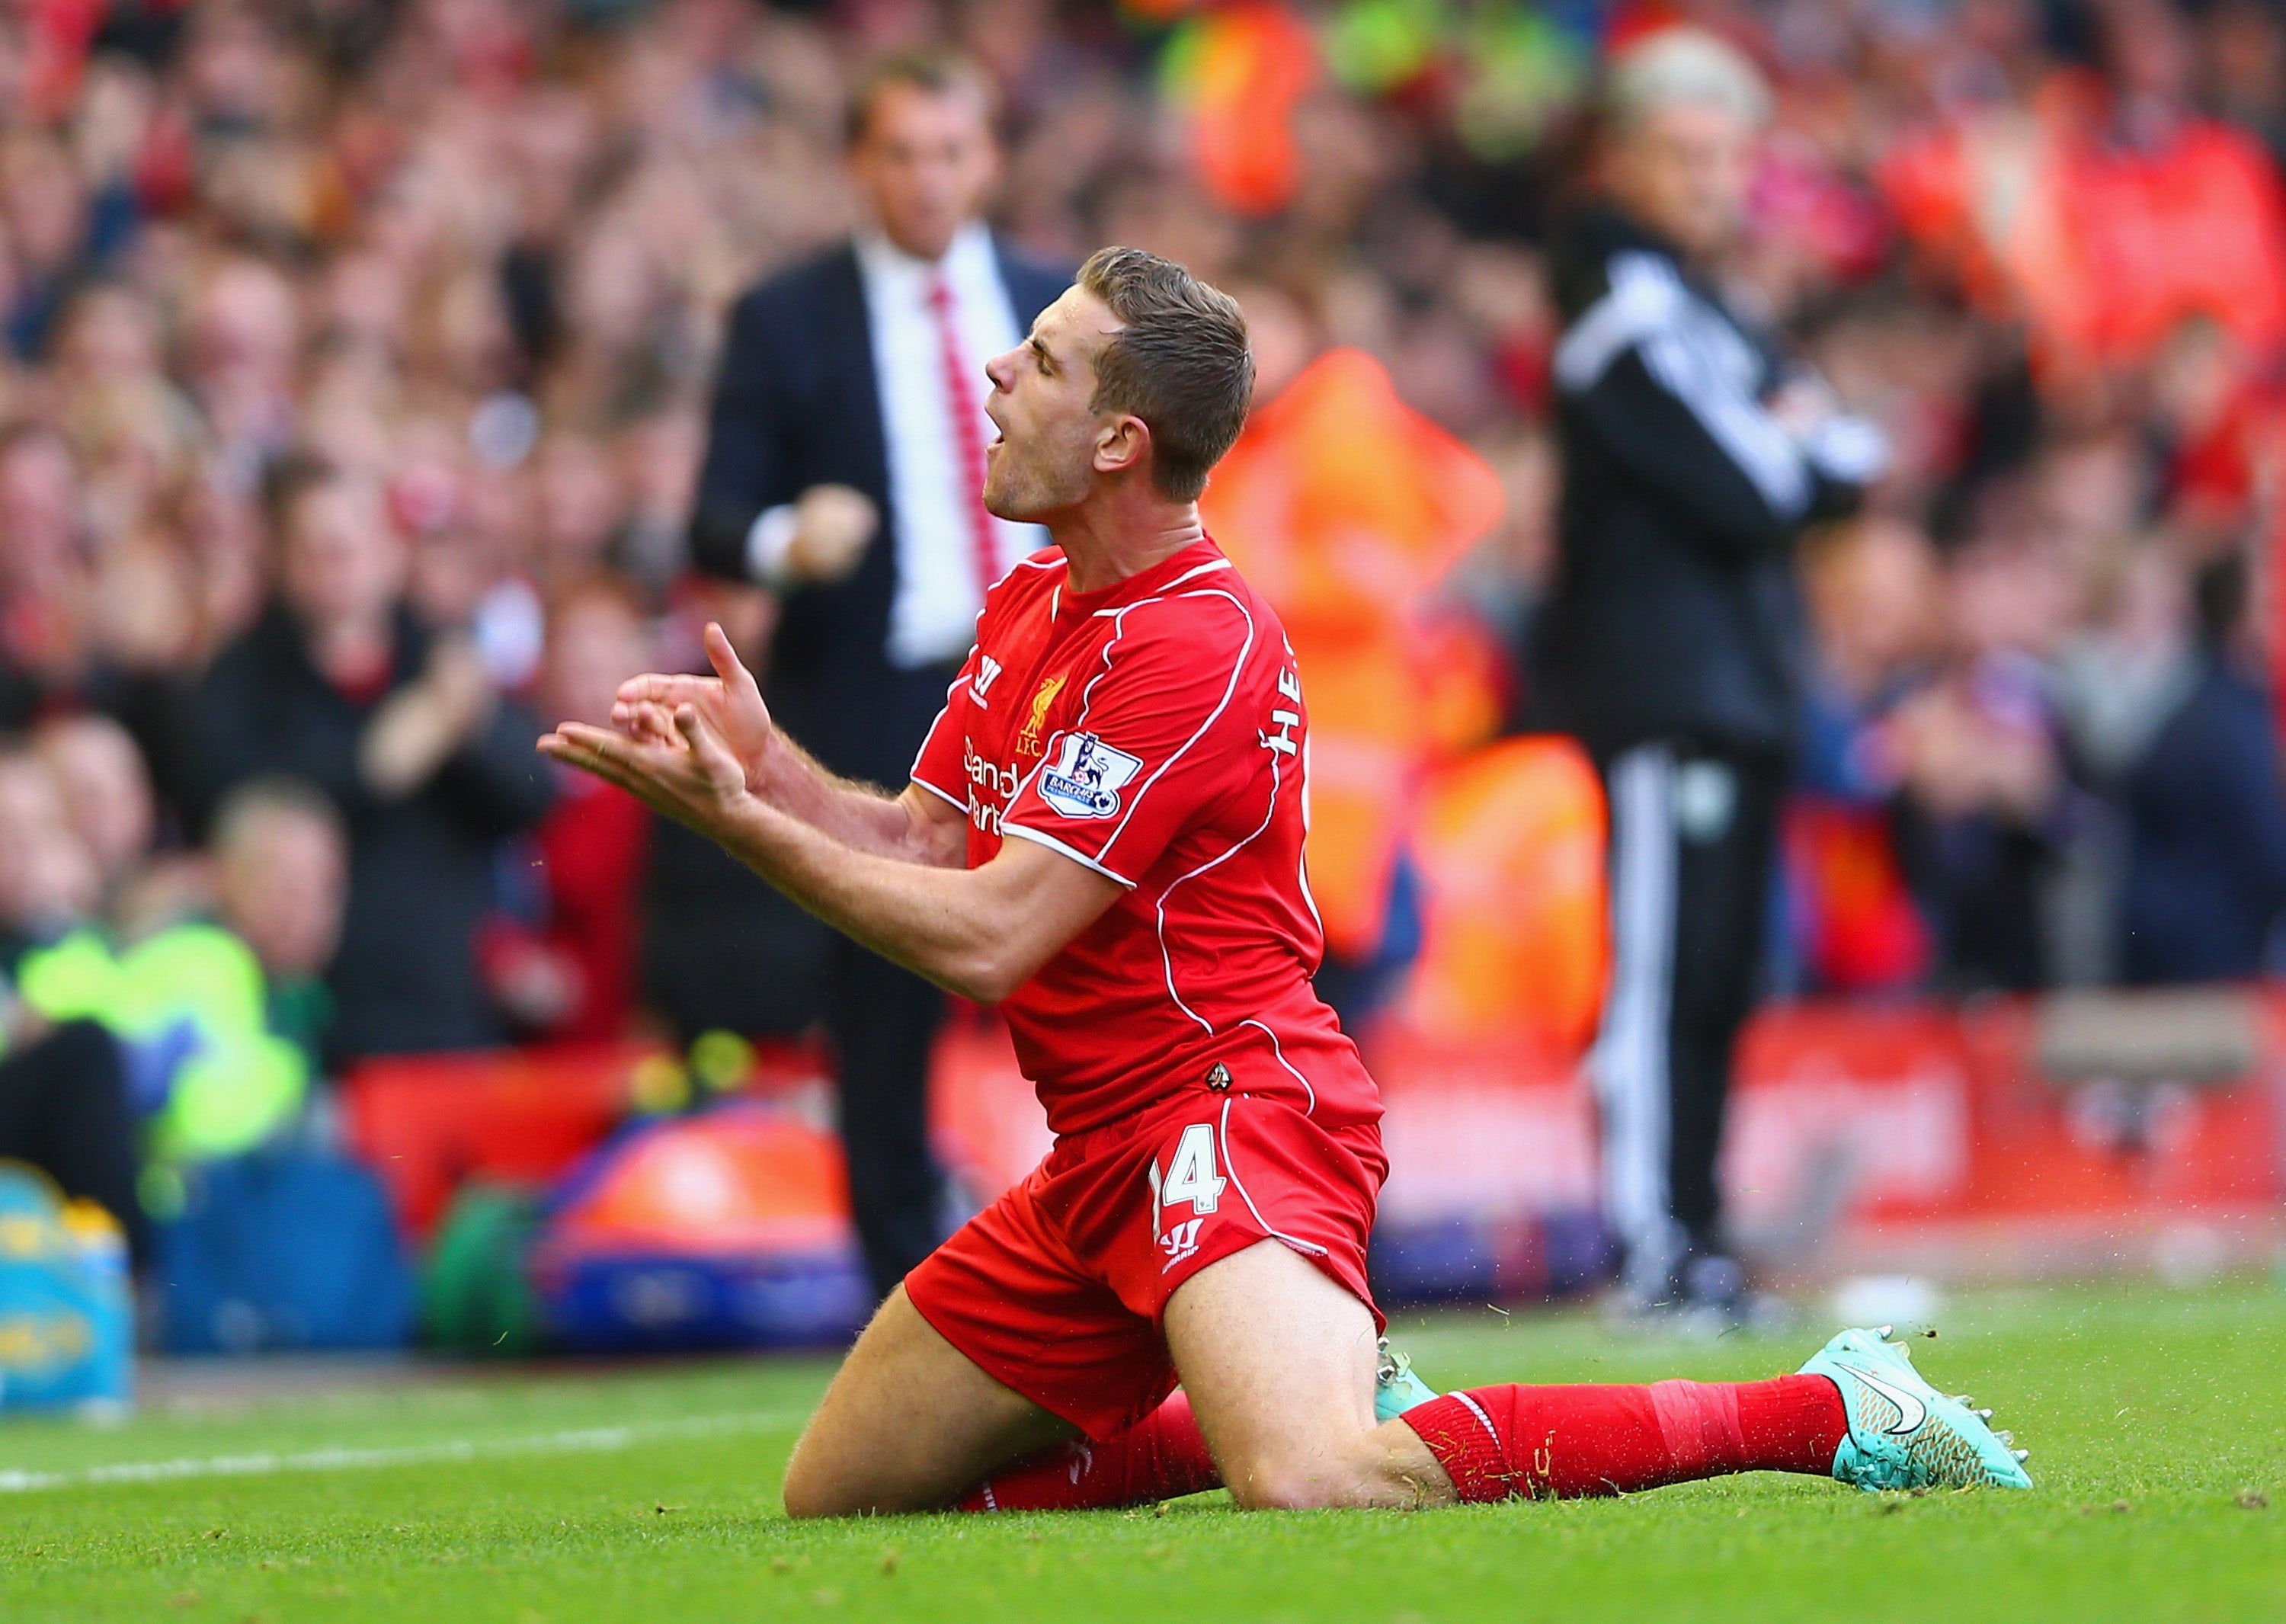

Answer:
[0,1407,805,1494]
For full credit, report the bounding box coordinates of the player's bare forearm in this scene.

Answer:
[703,795,1114,1001]
[539,707,1111,1002]
[610,622,962,867]
[748,730,964,869]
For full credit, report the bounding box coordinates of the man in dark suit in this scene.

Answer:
[687,50,1070,1301]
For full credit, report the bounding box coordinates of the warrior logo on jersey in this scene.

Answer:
[1039,731,1144,819]
[1014,672,1067,757]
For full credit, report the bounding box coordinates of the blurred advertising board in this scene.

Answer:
[345,991,2284,1291]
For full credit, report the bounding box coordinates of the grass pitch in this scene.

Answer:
[2,1277,2280,1623]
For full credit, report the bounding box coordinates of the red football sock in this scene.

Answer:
[957,1392,1221,1512]
[1401,1375,1847,1501]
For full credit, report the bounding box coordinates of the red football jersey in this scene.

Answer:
[911,538,1381,1139]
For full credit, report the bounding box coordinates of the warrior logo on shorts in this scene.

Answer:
[1160,1218,1204,1267]
[1039,732,1144,820]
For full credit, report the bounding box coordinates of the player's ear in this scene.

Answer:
[1093,413,1150,479]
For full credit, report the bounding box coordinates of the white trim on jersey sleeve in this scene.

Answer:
[909,775,968,814]
[998,821,1139,888]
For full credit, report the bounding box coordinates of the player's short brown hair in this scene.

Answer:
[1077,247,1254,504]
[845,48,998,147]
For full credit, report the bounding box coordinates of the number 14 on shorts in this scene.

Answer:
[1148,1123,1226,1269]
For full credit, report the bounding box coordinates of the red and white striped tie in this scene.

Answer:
[925,272,1001,604]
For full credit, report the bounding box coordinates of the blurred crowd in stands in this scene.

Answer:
[2,0,2285,1152]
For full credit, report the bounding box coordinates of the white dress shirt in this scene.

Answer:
[744,223,1049,669]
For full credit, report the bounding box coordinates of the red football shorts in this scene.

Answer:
[904,1088,1386,1442]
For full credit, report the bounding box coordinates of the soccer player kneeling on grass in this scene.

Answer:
[540,248,2032,1513]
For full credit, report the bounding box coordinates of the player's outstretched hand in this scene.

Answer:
[610,623,774,786]
[539,699,751,839]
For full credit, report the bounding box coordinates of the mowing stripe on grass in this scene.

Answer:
[0,1408,808,1494]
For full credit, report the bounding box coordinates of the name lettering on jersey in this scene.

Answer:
[970,655,1004,707]
[1039,732,1145,820]
[1014,672,1067,757]
[961,739,1018,835]
[1260,668,1303,758]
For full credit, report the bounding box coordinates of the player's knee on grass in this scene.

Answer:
[1166,1241,1437,1510]
[780,1447,869,1520]
[781,1469,933,1520]
[782,1417,917,1518]
[1216,1424,1444,1511]
[782,1421,1010,1518]
[779,1465,835,1519]
[1219,1455,1350,1511]
[780,1286,1073,1518]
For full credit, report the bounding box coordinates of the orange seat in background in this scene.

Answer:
[341,1039,835,1241]
[545,1104,853,1256]
[1391,735,1608,1059]
[343,1045,648,1240]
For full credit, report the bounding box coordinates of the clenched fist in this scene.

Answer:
[786,484,879,584]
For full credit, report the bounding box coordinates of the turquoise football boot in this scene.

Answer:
[1374,1336,1439,1423]
[1800,1325,2032,1491]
